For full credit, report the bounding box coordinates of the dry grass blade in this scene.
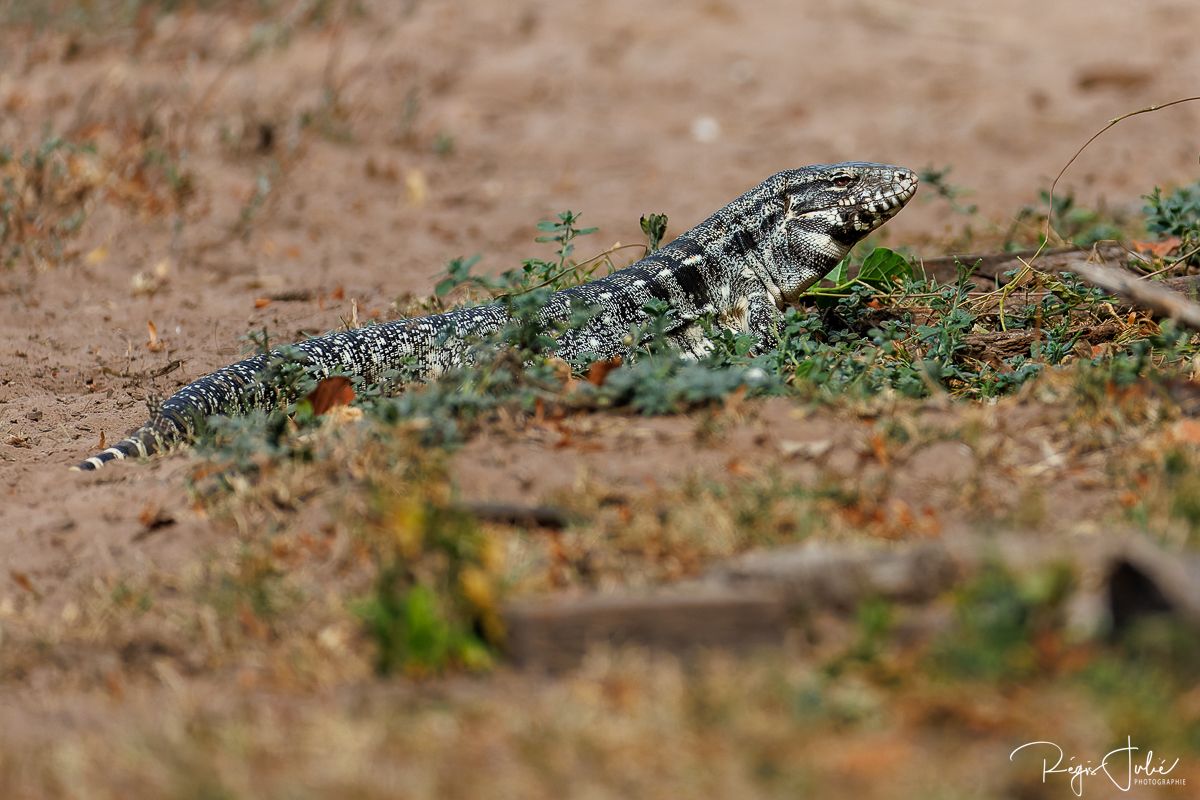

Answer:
[1032,95,1200,267]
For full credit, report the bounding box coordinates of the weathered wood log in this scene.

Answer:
[503,586,787,671]
[500,533,1200,670]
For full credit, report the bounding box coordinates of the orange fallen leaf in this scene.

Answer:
[1131,237,1181,258]
[722,384,748,414]
[305,376,355,416]
[725,457,752,477]
[103,668,125,700]
[238,602,269,640]
[10,570,36,595]
[891,498,916,528]
[146,320,164,352]
[254,297,272,309]
[869,432,889,465]
[587,356,623,386]
[138,504,176,530]
[1173,418,1200,445]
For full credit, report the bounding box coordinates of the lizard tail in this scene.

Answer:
[72,304,510,471]
[73,420,174,471]
[73,351,274,472]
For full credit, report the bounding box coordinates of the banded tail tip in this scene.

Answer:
[72,441,145,472]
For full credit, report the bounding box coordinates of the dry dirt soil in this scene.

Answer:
[2,1,1200,798]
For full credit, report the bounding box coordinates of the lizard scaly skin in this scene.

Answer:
[75,162,916,471]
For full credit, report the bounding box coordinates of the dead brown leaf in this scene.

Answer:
[1172,418,1200,445]
[238,603,270,640]
[1132,237,1181,258]
[305,376,355,416]
[587,356,623,386]
[10,570,37,595]
[146,320,164,352]
[869,432,889,465]
[137,504,176,532]
[725,457,752,477]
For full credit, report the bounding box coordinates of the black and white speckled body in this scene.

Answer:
[75,162,916,471]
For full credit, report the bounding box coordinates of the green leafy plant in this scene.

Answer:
[355,490,499,676]
[929,562,1074,681]
[1144,179,1200,265]
[814,246,912,296]
[640,212,669,252]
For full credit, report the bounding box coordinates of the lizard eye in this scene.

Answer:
[832,173,853,188]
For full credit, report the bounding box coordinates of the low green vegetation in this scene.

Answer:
[0,137,99,268]
[200,172,1200,470]
[1145,178,1200,265]
[178,174,1200,676]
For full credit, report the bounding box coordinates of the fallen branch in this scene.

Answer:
[100,359,183,381]
[1060,259,1200,330]
[501,532,1200,670]
[919,243,1128,285]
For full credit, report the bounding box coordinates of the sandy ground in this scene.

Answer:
[3,0,1198,582]
[1,1,1199,796]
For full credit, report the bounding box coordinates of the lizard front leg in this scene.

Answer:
[747,290,787,355]
[716,289,784,355]
[670,289,784,359]
[667,321,716,360]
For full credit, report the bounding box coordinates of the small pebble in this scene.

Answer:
[690,116,721,144]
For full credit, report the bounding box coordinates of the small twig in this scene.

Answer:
[100,359,183,381]
[1152,242,1200,272]
[498,242,649,299]
[1033,95,1200,269]
[1138,258,1190,281]
[459,501,573,529]
[268,288,316,302]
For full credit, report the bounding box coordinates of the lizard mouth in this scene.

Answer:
[856,182,918,216]
[794,180,919,220]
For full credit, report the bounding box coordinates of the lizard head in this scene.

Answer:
[769,162,918,301]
